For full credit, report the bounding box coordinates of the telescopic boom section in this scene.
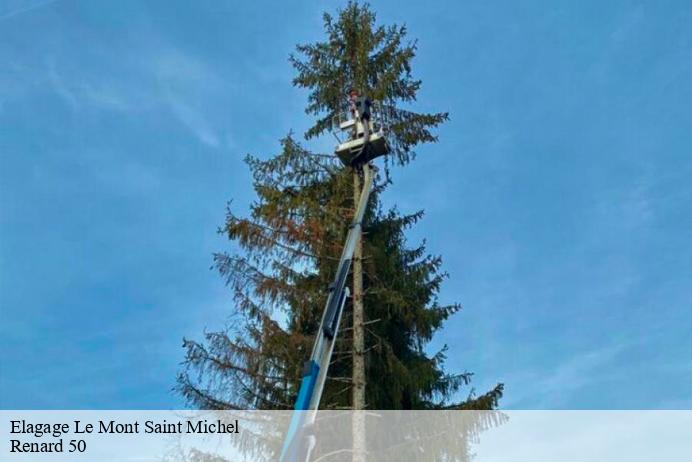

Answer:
[279,163,375,462]
[280,95,389,461]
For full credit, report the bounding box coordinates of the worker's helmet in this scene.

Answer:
[347,87,359,97]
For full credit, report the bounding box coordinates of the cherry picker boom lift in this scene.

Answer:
[279,96,390,462]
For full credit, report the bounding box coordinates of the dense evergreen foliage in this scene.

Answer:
[178,1,503,411]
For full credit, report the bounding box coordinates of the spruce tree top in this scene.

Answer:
[291,1,448,165]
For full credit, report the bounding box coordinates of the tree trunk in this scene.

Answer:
[352,170,366,462]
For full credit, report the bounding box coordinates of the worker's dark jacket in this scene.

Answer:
[355,97,372,120]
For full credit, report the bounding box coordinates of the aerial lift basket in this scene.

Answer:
[331,101,391,166]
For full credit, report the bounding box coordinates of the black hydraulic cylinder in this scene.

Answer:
[322,258,351,339]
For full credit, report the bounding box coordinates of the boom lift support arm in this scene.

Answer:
[279,163,376,461]
[280,94,390,461]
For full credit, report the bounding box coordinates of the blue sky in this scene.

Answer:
[1,0,690,409]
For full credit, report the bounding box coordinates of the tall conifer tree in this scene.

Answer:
[178,1,503,411]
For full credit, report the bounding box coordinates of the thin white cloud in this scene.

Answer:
[0,0,58,22]
[44,59,135,112]
[33,45,229,148]
[504,342,628,408]
[152,49,226,148]
[77,81,133,112]
[162,91,221,148]
[46,59,78,108]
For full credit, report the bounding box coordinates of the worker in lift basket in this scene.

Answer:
[348,88,372,145]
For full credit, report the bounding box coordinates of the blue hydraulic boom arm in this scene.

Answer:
[279,163,376,462]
